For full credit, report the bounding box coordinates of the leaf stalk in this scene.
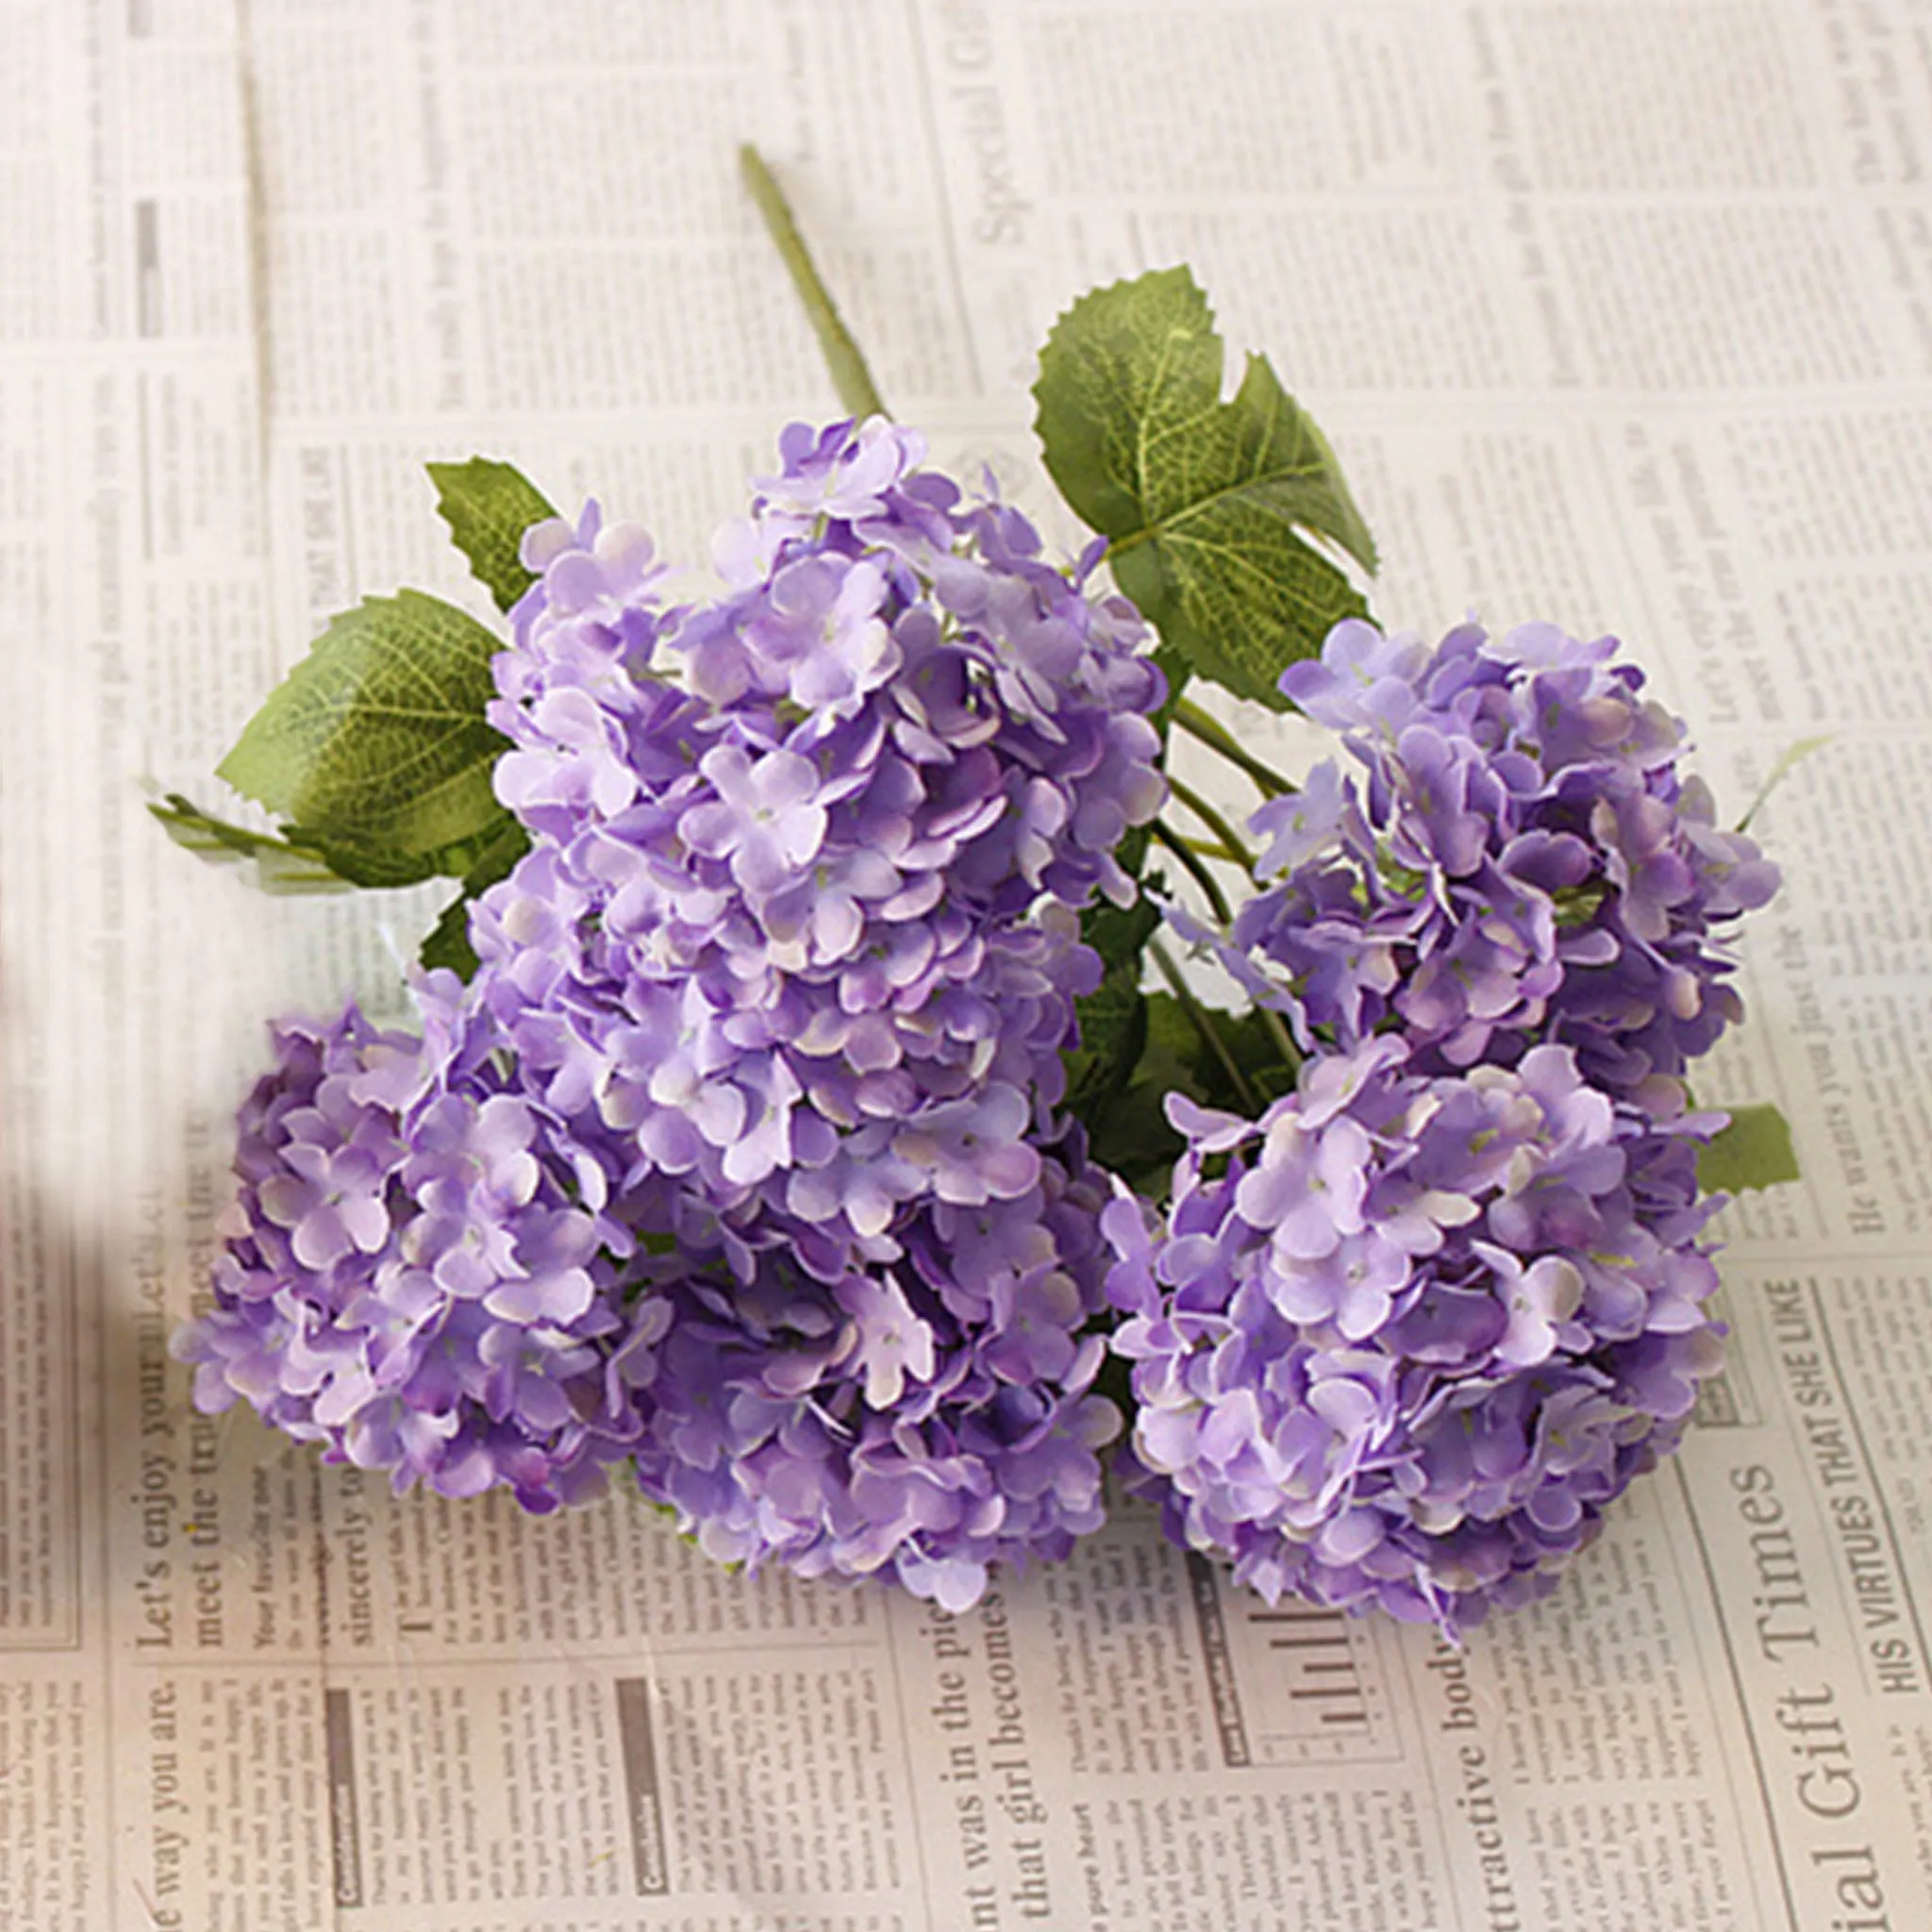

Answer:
[1151,819,1234,925]
[1166,774,1257,874]
[1173,699,1295,798]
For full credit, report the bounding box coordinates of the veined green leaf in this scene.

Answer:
[1034,267,1376,709]
[217,590,512,884]
[1699,1104,1801,1195]
[427,458,558,612]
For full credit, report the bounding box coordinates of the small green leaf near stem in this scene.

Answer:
[427,458,558,612]
[148,795,356,892]
[741,144,888,422]
[1172,699,1295,798]
[1698,1103,1801,1193]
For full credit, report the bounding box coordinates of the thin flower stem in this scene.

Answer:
[1153,831,1301,1089]
[1151,939,1257,1114]
[1151,819,1233,925]
[740,144,888,422]
[1183,836,1252,867]
[1173,699,1295,798]
[1257,1003,1301,1081]
[1167,774,1257,874]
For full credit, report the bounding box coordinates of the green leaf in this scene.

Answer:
[1086,1083,1186,1200]
[1113,822,1155,892]
[1699,1104,1801,1195]
[298,809,523,892]
[1033,267,1376,709]
[1066,890,1165,1124]
[1146,991,1297,1119]
[1083,992,1306,1200]
[426,458,558,612]
[1083,884,1163,977]
[417,817,531,980]
[1151,643,1192,726]
[147,795,356,893]
[217,590,512,886]
[1066,968,1148,1116]
[1140,990,1213,1098]
[417,903,476,980]
[1066,880,1166,1120]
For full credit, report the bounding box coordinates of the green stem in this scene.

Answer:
[1167,774,1257,874]
[1173,700,1295,798]
[740,144,888,421]
[1151,939,1257,1114]
[1151,819,1233,925]
[1257,1003,1301,1083]
[1152,827,1301,1091]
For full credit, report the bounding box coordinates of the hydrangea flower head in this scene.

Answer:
[471,417,1165,1261]
[622,1132,1123,1611]
[1107,1037,1727,1639]
[173,1004,667,1511]
[1206,617,1778,1105]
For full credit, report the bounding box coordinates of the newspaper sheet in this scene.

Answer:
[1,0,1928,1925]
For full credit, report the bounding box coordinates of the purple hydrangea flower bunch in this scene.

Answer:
[175,1003,671,1511]
[162,215,1793,1640]
[177,586,1779,1630]
[1108,619,1777,1636]
[180,418,1164,1609]
[1106,1037,1724,1635]
[1196,618,1779,1093]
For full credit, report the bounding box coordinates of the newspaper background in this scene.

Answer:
[0,0,1927,1925]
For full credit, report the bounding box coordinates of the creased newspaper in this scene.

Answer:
[1,2,1928,1926]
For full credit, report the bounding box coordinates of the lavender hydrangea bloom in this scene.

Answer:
[1127,619,1774,1637]
[173,1006,666,1510]
[623,1135,1122,1612]
[1106,1038,1726,1639]
[1215,619,1778,1105]
[472,418,1163,1257]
